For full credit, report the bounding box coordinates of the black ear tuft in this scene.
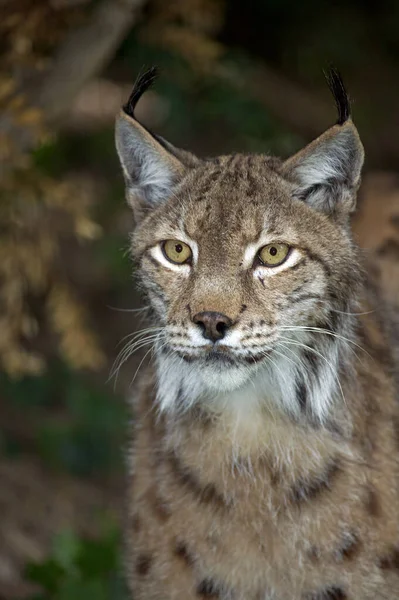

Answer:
[123,66,159,118]
[324,67,351,125]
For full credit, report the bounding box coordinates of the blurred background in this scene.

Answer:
[1,0,399,598]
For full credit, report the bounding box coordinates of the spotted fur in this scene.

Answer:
[115,70,399,599]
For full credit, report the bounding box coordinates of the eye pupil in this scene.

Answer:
[269,246,277,256]
[175,244,183,253]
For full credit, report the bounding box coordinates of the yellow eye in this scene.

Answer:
[162,240,192,264]
[258,243,290,267]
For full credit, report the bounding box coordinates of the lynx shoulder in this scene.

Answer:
[115,68,399,600]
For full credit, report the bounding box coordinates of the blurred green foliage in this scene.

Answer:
[0,361,127,476]
[25,527,127,600]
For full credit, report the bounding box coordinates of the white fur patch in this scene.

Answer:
[155,323,349,427]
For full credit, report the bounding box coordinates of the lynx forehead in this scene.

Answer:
[115,69,399,600]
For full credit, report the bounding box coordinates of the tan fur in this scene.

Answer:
[115,76,399,599]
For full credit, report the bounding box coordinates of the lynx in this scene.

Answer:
[115,68,399,599]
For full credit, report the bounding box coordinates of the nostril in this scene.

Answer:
[216,321,227,335]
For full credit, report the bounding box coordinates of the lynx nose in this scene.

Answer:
[193,311,233,343]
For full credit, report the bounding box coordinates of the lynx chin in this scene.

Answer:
[115,67,399,599]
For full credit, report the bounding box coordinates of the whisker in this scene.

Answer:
[272,347,307,376]
[114,334,160,368]
[129,345,158,388]
[113,332,161,369]
[255,347,290,383]
[281,330,365,366]
[279,325,371,361]
[109,333,161,385]
[330,308,374,316]
[107,305,150,314]
[116,326,164,347]
[301,299,375,316]
[280,325,365,353]
[129,338,172,390]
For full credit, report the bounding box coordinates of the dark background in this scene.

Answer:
[1,0,398,597]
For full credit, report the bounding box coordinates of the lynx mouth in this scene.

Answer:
[204,349,237,366]
[176,346,267,366]
[209,346,268,365]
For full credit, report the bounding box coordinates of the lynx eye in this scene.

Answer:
[161,240,192,264]
[258,243,290,267]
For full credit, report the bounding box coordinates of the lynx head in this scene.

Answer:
[115,68,364,424]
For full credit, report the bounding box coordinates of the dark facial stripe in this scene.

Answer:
[286,293,323,305]
[196,578,220,598]
[315,319,335,334]
[196,168,223,196]
[144,253,162,270]
[296,378,308,412]
[290,459,341,504]
[167,452,228,511]
[305,586,347,600]
[245,155,264,194]
[247,170,263,195]
[145,281,168,309]
[302,350,320,378]
[225,154,237,169]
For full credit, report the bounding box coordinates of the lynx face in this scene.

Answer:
[116,69,364,421]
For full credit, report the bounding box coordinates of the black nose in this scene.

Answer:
[193,311,232,343]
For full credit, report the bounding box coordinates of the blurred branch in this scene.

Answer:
[35,0,147,122]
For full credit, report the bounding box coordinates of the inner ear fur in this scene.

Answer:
[281,120,364,215]
[115,111,186,215]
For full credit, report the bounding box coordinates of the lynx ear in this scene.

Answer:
[282,70,364,215]
[115,68,197,220]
